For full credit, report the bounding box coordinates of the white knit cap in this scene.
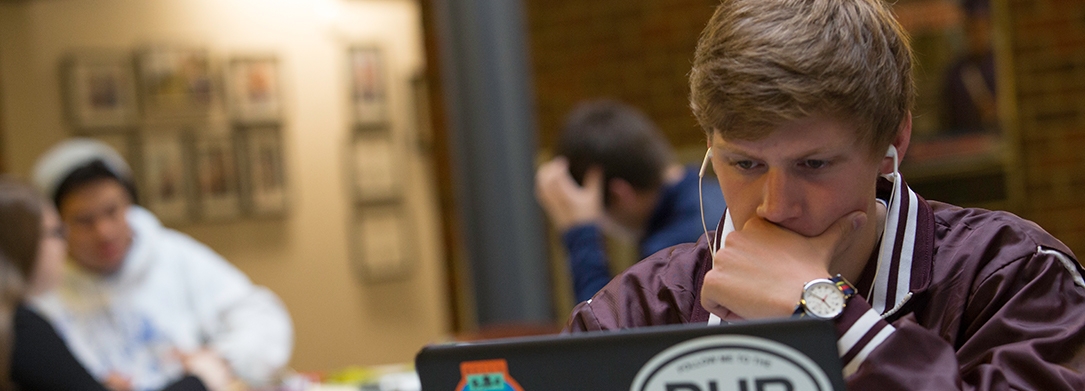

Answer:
[32,138,133,201]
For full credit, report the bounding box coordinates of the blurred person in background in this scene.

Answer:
[536,100,726,303]
[0,177,217,391]
[28,139,293,391]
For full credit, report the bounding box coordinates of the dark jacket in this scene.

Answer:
[564,176,1085,390]
[564,165,726,302]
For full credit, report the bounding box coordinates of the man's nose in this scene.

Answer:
[756,169,801,223]
[91,217,114,238]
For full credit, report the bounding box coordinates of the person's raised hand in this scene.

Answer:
[700,210,866,320]
[179,348,241,391]
[103,372,133,391]
[534,157,605,232]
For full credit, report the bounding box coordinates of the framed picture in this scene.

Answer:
[193,134,242,220]
[409,73,434,150]
[241,126,288,216]
[348,46,389,128]
[351,205,413,283]
[137,47,215,118]
[140,130,192,224]
[350,133,401,203]
[227,57,282,124]
[61,52,139,130]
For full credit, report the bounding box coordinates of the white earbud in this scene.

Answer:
[885,145,899,176]
[698,148,713,179]
[698,148,716,253]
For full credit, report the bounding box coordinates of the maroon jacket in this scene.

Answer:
[564,176,1085,390]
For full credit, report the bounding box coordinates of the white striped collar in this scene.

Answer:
[868,171,922,315]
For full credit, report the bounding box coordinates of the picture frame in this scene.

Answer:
[240,126,288,216]
[193,133,242,221]
[350,133,401,203]
[351,205,413,283]
[226,56,282,124]
[140,130,192,224]
[61,51,139,130]
[409,73,435,150]
[348,45,389,128]
[137,46,215,119]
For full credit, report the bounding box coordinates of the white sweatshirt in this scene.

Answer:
[31,206,294,390]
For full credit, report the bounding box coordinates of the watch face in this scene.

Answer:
[802,280,846,319]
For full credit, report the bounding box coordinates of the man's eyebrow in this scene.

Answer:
[790,149,841,159]
[714,145,846,161]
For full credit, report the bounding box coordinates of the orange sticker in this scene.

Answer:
[455,359,525,391]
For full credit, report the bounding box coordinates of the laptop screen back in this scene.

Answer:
[416,317,846,391]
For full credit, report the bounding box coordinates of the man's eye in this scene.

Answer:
[733,160,756,170]
[802,159,828,169]
[106,205,122,219]
[74,216,94,228]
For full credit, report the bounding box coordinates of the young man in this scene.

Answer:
[564,1,1085,389]
[30,138,294,391]
[535,100,726,302]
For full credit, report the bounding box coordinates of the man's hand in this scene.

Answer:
[103,372,133,391]
[534,157,605,232]
[700,211,866,320]
[179,348,241,391]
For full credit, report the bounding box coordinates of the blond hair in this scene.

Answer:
[690,0,915,151]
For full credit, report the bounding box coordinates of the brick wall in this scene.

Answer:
[525,0,716,315]
[527,0,715,151]
[525,0,1085,256]
[1010,0,1085,254]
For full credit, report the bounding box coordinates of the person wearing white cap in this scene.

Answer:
[28,138,294,391]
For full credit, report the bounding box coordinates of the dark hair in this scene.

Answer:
[52,160,138,209]
[556,100,674,205]
[0,176,44,391]
[0,179,42,278]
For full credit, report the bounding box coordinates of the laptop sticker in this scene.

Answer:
[630,335,833,391]
[455,359,525,391]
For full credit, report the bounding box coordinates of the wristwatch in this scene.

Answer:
[795,274,856,320]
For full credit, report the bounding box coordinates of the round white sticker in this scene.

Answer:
[630,335,833,391]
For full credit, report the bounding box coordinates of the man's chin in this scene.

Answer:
[88,256,126,275]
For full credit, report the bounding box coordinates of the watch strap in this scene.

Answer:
[830,274,857,299]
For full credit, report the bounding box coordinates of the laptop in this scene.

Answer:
[415,317,846,391]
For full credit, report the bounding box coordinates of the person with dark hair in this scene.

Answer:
[0,177,209,391]
[536,100,726,302]
[564,1,1085,389]
[28,138,293,391]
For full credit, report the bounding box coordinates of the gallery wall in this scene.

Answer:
[0,0,449,372]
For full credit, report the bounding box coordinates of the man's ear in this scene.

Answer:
[607,178,638,208]
[881,112,913,175]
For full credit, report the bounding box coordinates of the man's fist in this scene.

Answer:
[700,210,866,319]
[534,157,605,231]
